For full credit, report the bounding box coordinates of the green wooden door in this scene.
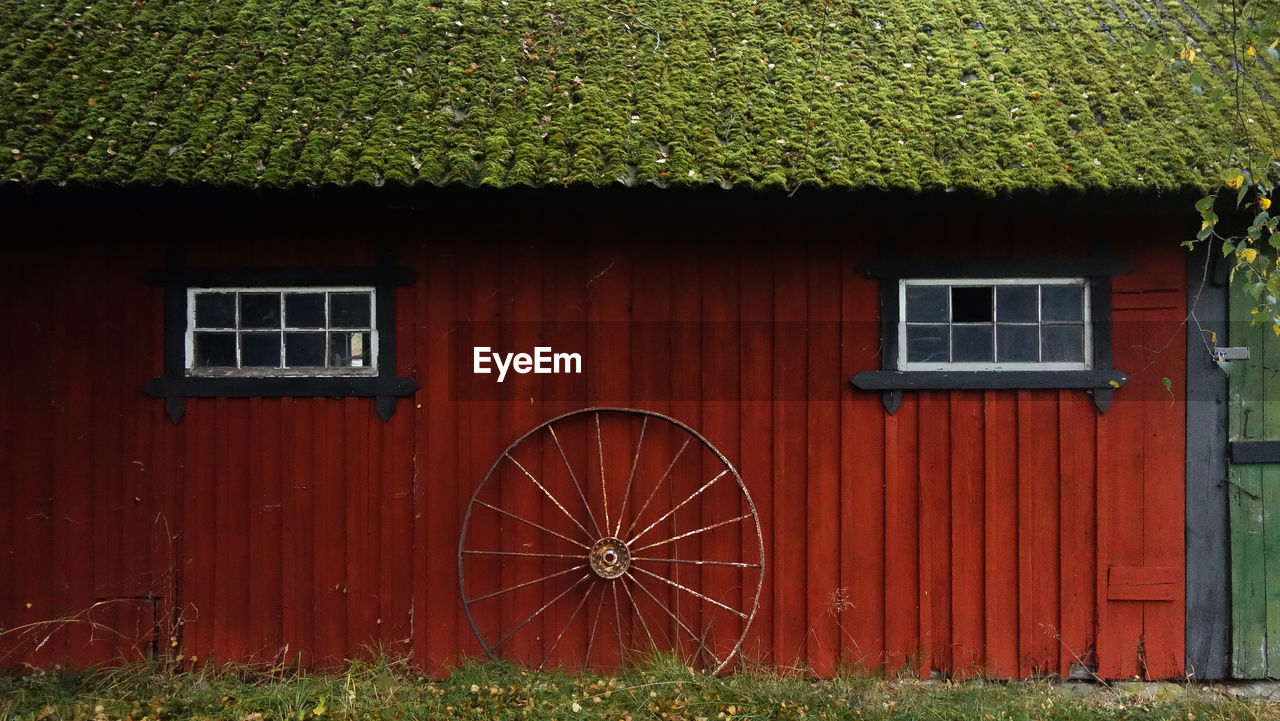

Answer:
[1228,279,1280,678]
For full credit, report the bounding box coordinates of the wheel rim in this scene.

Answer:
[458,407,765,673]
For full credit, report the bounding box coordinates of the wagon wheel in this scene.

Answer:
[458,407,765,674]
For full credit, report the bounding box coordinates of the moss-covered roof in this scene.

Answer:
[1,0,1276,191]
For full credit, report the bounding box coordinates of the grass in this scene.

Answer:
[0,655,1273,721]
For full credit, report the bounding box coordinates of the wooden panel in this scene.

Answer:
[1228,273,1268,678]
[841,241,885,672]
[0,215,1192,680]
[983,392,1020,677]
[950,392,984,678]
[805,244,841,677]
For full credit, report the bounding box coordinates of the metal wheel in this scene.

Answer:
[458,407,765,673]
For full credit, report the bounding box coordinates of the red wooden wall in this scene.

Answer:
[0,204,1186,679]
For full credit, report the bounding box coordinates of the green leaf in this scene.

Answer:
[1224,239,1237,256]
[1196,195,1215,213]
[1270,231,1280,250]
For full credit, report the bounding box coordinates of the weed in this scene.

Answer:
[0,654,1273,721]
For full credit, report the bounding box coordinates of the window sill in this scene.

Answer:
[850,369,1129,413]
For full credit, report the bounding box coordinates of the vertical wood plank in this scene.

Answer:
[420,240,461,673]
[984,392,1019,677]
[949,391,984,678]
[738,246,774,664]
[841,241,885,672]
[806,243,841,676]
[772,241,808,669]
[917,391,949,677]
[1058,391,1097,677]
[1184,242,1230,680]
[883,396,920,676]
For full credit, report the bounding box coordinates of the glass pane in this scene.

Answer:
[1042,284,1084,322]
[194,292,235,328]
[1042,324,1085,362]
[285,332,326,366]
[952,324,994,362]
[241,332,281,367]
[906,325,949,363]
[193,331,236,367]
[951,286,993,322]
[996,324,1039,362]
[905,286,948,323]
[285,293,326,328]
[329,331,371,368]
[239,293,281,329]
[996,285,1037,322]
[330,292,371,328]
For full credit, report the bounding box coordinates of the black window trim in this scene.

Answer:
[142,249,419,422]
[850,257,1133,414]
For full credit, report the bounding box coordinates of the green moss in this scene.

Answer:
[0,0,1273,191]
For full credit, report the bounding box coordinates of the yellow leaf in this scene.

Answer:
[1262,196,1272,211]
[1226,173,1245,190]
[1247,45,1257,57]
[1242,248,1259,264]
[1108,380,1120,388]
[1272,325,1279,337]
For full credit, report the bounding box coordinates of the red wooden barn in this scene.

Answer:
[0,0,1275,681]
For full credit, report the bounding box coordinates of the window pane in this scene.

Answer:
[285,293,326,328]
[330,331,371,367]
[194,293,235,328]
[240,293,281,329]
[1042,285,1084,322]
[330,292,371,328]
[241,332,281,367]
[194,331,236,367]
[996,324,1038,362]
[905,286,948,323]
[906,325,949,363]
[285,332,326,366]
[951,286,993,322]
[952,324,994,362]
[1042,324,1085,362]
[996,286,1037,322]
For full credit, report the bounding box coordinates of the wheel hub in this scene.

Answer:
[589,537,631,579]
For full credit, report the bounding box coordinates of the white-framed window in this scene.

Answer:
[186,287,378,377]
[898,278,1091,371]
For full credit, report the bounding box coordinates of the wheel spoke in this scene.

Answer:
[613,416,648,538]
[611,582,626,663]
[473,499,590,550]
[628,469,729,546]
[631,557,762,569]
[491,574,591,651]
[630,512,754,554]
[625,571,723,671]
[463,549,588,561]
[540,580,596,670]
[547,426,605,538]
[467,564,589,604]
[631,565,749,620]
[620,575,660,652]
[596,412,611,536]
[621,436,692,540]
[504,453,595,541]
[583,581,608,667]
